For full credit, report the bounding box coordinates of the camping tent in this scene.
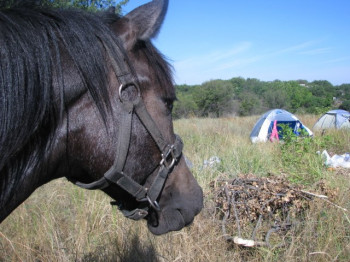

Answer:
[313,109,350,130]
[250,109,313,143]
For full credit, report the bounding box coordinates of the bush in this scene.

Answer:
[278,125,334,184]
[339,100,350,111]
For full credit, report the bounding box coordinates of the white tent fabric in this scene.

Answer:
[250,109,313,143]
[313,109,350,130]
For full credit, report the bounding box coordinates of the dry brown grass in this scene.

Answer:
[1,115,349,261]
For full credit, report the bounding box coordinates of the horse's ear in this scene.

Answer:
[112,0,168,50]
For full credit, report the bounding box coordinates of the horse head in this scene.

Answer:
[102,0,203,235]
[0,0,203,235]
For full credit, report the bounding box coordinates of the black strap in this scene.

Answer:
[72,46,183,220]
[134,101,168,151]
[147,135,183,202]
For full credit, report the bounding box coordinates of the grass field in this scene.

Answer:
[1,115,349,261]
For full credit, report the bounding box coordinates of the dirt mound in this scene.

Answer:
[211,174,337,247]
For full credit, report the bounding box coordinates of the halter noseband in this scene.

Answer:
[72,48,183,221]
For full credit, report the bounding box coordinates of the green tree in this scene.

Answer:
[309,80,334,96]
[281,81,313,112]
[262,81,290,109]
[339,100,350,111]
[193,80,235,117]
[263,88,289,109]
[173,84,201,118]
[1,0,129,12]
[229,77,246,96]
[238,91,263,116]
[337,84,350,100]
[171,78,349,118]
[173,92,198,119]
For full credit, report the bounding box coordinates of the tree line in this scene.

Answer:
[2,1,348,119]
[0,0,129,12]
[173,78,350,119]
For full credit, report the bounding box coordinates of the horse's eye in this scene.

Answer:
[163,99,174,111]
[165,101,173,111]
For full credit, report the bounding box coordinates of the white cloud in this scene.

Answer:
[298,48,332,55]
[324,56,350,64]
[173,40,342,85]
[173,42,254,84]
[174,42,252,68]
[274,41,316,54]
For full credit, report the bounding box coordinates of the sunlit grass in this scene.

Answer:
[1,115,349,261]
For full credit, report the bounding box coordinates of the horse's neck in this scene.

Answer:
[0,123,68,223]
[0,154,65,223]
[0,166,41,222]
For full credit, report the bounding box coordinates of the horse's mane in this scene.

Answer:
[0,5,115,195]
[0,1,175,191]
[0,2,172,197]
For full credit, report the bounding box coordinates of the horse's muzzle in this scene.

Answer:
[146,182,203,235]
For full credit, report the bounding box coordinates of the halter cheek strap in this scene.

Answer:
[74,82,183,220]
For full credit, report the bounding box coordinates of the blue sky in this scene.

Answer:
[123,1,350,86]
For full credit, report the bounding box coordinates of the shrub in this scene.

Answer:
[278,125,334,184]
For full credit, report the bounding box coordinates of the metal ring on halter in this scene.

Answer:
[146,195,161,211]
[118,83,141,104]
[160,145,176,169]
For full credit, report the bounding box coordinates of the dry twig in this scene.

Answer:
[212,174,340,248]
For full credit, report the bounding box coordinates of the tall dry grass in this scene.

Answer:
[1,115,349,261]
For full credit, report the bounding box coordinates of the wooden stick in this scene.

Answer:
[300,190,328,199]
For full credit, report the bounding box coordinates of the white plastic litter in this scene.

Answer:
[203,156,221,168]
[233,237,255,247]
[321,150,350,168]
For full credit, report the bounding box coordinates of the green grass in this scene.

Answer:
[1,115,350,261]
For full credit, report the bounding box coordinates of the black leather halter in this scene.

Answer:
[73,47,183,221]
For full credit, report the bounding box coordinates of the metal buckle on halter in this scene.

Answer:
[160,144,176,169]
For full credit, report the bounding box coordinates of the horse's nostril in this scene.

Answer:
[148,210,159,227]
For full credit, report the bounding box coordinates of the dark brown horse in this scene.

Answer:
[0,0,203,235]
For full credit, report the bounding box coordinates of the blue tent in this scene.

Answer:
[313,109,350,130]
[250,109,313,143]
